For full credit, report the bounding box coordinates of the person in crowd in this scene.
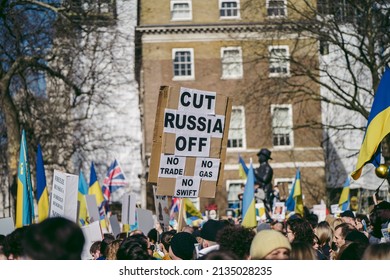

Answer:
[333,223,354,249]
[250,230,291,260]
[315,221,333,259]
[116,234,154,260]
[368,201,390,244]
[285,218,315,244]
[200,249,238,260]
[106,239,123,260]
[362,242,390,260]
[169,232,197,260]
[3,227,28,260]
[340,210,357,228]
[216,224,255,260]
[290,241,318,260]
[22,217,85,260]
[197,219,226,258]
[97,233,115,260]
[89,240,102,260]
[159,230,176,260]
[0,234,6,260]
[313,234,327,260]
[355,213,370,237]
[306,213,319,231]
[270,220,284,233]
[336,230,369,260]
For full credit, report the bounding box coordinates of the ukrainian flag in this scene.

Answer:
[183,198,203,225]
[338,177,350,211]
[78,170,89,226]
[241,162,257,228]
[286,169,304,216]
[88,162,107,229]
[352,67,390,180]
[238,155,248,179]
[36,144,49,222]
[16,130,35,228]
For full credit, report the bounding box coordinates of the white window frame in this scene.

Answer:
[170,0,192,21]
[268,45,290,77]
[266,0,287,18]
[271,104,294,149]
[227,106,246,150]
[221,47,243,79]
[219,0,241,19]
[172,48,195,81]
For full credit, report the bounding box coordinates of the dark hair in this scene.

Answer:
[217,225,255,259]
[3,227,28,259]
[199,249,238,260]
[147,228,159,243]
[23,217,85,260]
[90,241,102,254]
[286,218,315,244]
[100,233,115,257]
[116,234,153,260]
[160,230,176,252]
[334,223,354,239]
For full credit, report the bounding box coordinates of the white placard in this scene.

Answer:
[331,204,342,214]
[312,204,327,222]
[174,133,210,157]
[153,186,170,230]
[272,202,286,222]
[163,110,224,138]
[109,215,121,238]
[158,154,186,178]
[80,221,102,260]
[178,87,216,115]
[86,194,100,223]
[0,217,14,235]
[50,170,78,223]
[194,158,220,181]
[174,176,201,198]
[136,208,154,236]
[121,193,136,225]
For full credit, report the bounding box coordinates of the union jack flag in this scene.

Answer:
[170,197,180,220]
[102,159,127,211]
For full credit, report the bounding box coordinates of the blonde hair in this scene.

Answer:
[290,242,318,260]
[106,239,122,260]
[331,218,343,230]
[316,221,333,246]
[362,243,390,260]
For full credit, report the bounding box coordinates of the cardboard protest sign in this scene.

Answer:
[312,204,327,222]
[0,217,14,235]
[49,170,78,223]
[148,86,232,198]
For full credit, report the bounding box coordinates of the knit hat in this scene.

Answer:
[250,230,291,259]
[170,232,197,260]
[200,220,225,242]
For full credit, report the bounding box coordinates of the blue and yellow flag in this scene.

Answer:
[338,177,350,211]
[352,67,390,180]
[78,170,89,226]
[16,130,35,228]
[292,169,304,217]
[241,162,257,228]
[183,198,203,225]
[36,144,49,222]
[286,169,304,216]
[238,155,248,179]
[88,162,107,229]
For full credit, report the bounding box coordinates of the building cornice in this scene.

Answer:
[136,22,300,34]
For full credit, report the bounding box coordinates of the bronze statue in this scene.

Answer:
[254,148,274,215]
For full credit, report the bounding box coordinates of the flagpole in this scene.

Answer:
[177,198,184,232]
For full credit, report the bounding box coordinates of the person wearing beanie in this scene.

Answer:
[250,230,291,260]
[198,220,226,259]
[169,232,197,260]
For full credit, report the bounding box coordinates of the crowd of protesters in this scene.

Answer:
[0,199,389,260]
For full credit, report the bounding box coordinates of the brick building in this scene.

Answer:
[136,0,326,217]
